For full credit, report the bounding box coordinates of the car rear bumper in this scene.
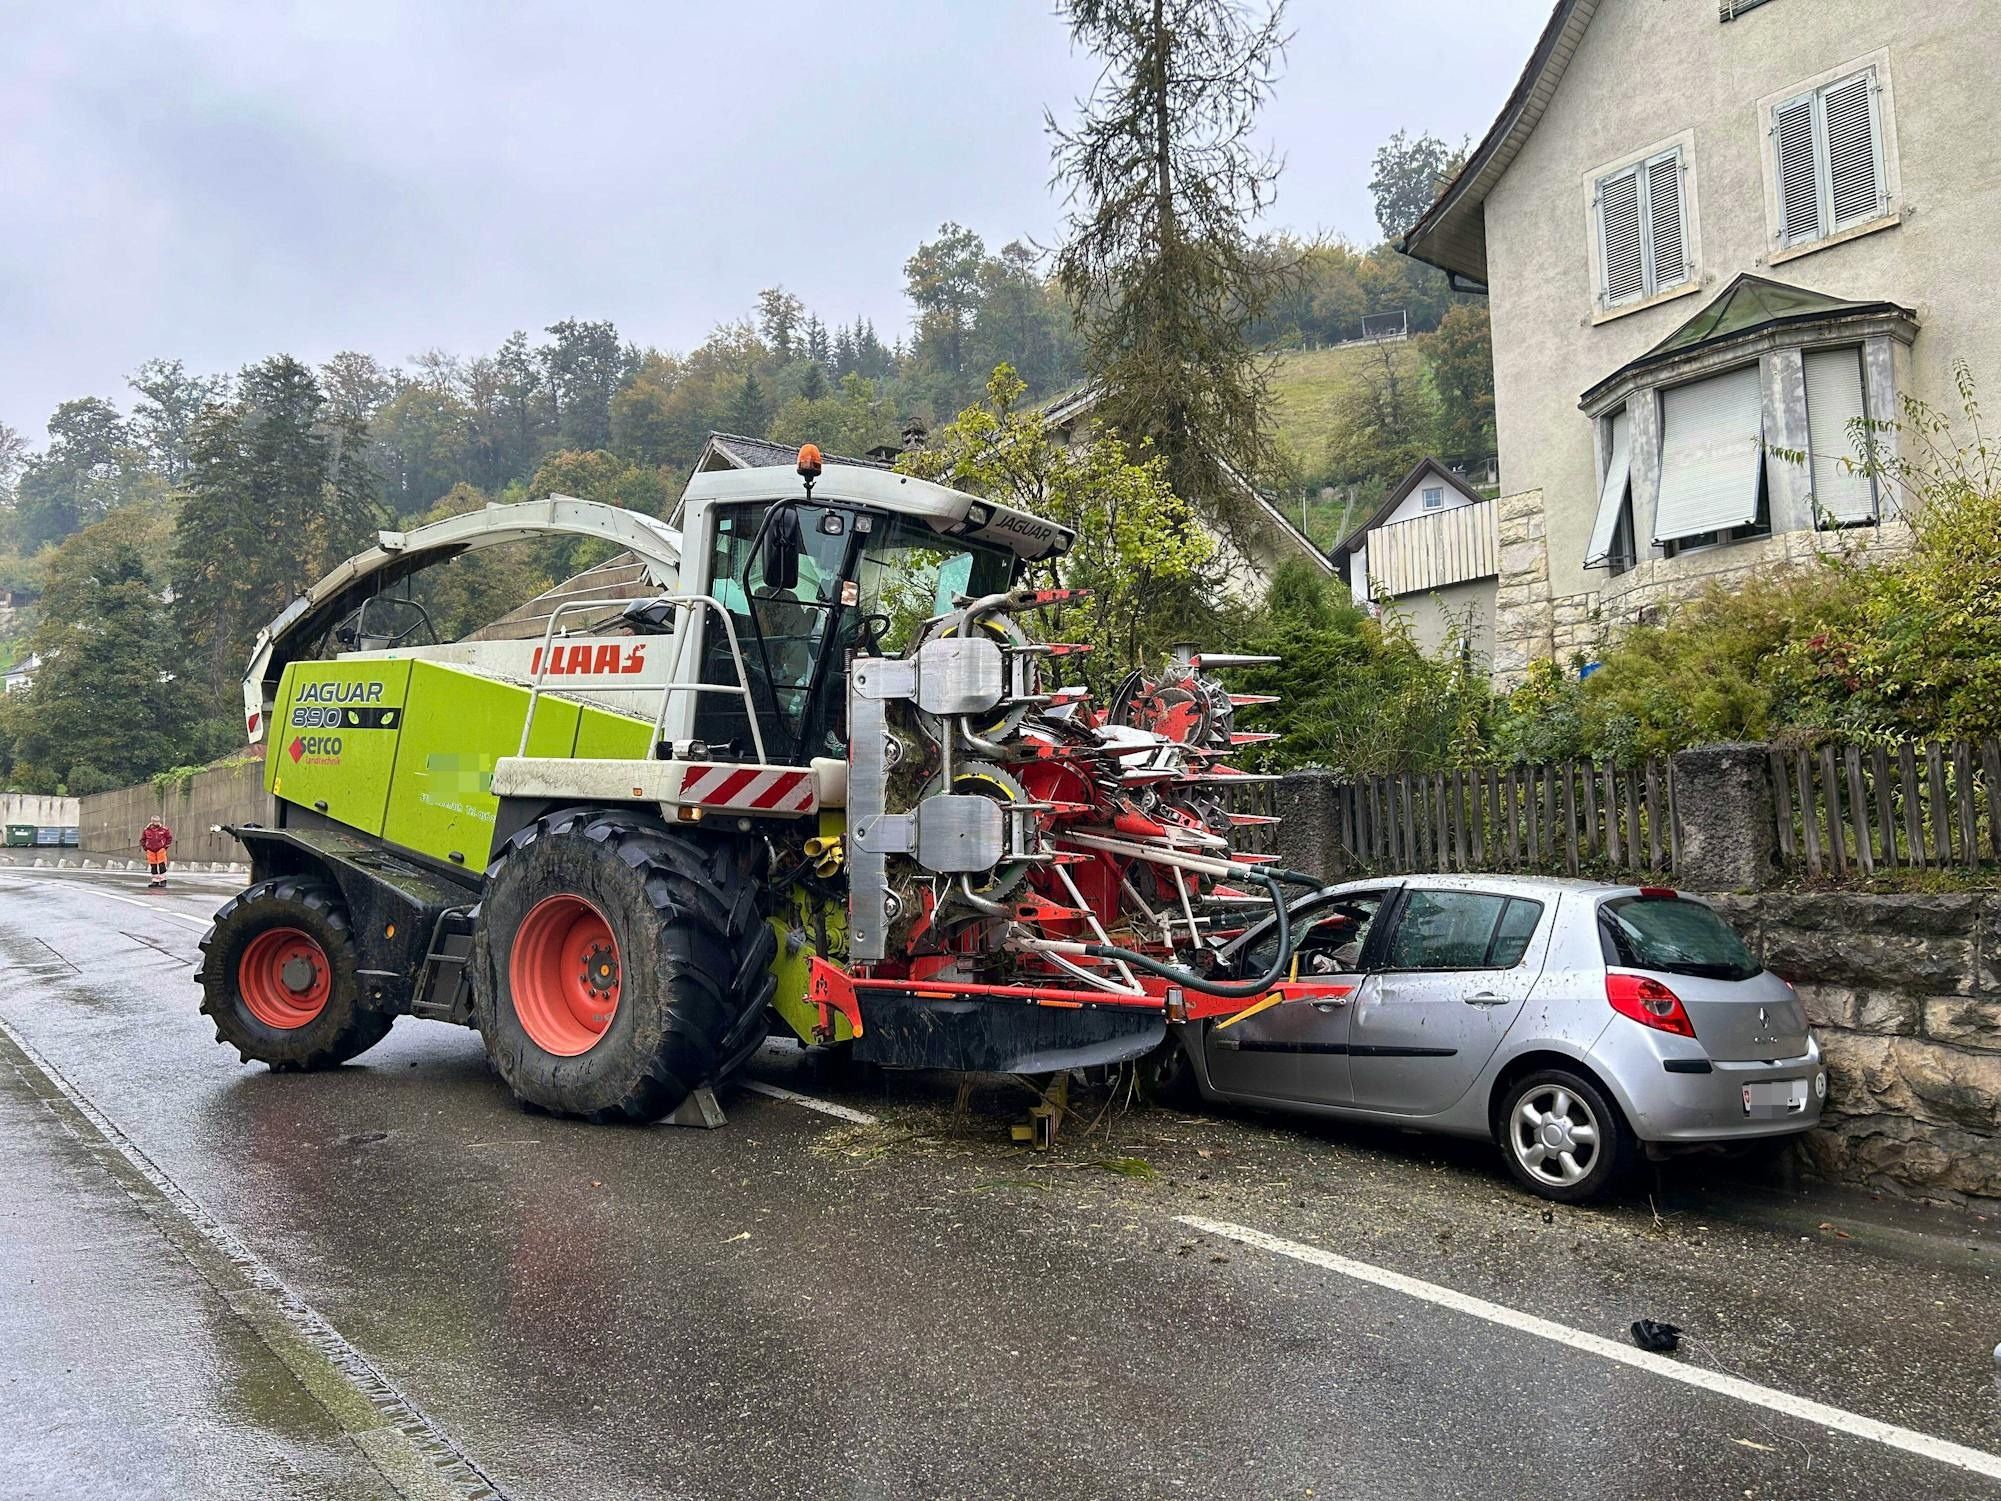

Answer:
[1593,1031,1826,1142]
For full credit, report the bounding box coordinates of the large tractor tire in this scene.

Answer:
[198,877,395,1070]
[471,810,775,1123]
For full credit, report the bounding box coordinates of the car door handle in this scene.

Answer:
[1311,998,1350,1012]
[1462,991,1510,1006]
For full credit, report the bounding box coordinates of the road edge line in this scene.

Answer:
[1179,1214,2001,1484]
[0,1015,509,1501]
[0,872,211,930]
[740,1078,880,1124]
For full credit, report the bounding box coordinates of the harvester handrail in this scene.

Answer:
[519,594,768,765]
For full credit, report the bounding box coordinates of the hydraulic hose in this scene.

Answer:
[1079,869,1299,999]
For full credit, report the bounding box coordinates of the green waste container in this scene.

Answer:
[4,824,33,847]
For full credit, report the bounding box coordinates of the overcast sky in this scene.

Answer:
[1,0,1549,443]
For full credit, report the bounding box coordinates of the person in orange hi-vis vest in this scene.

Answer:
[140,817,174,889]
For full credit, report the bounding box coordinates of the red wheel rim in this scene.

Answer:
[510,894,621,1056]
[238,927,332,1029]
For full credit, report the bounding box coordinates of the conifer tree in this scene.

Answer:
[1049,0,1291,535]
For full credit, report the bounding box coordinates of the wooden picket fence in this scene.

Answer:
[1771,739,2001,877]
[1325,761,1677,878]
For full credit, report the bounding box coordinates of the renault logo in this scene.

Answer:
[1758,1006,1769,1027]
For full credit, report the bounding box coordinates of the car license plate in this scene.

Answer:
[1742,1079,1808,1117]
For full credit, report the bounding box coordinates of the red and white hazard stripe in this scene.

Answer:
[675,763,817,815]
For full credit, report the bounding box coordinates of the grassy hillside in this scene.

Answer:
[1266,340,1426,552]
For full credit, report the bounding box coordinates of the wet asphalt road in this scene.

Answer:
[2,866,2000,1500]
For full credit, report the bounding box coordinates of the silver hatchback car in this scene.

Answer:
[1162,875,1826,1201]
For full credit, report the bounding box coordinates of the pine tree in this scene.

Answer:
[726,372,771,437]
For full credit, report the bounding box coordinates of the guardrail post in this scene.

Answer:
[1669,742,1777,891]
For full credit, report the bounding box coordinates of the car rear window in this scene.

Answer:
[1599,896,1759,982]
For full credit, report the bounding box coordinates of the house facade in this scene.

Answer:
[1403,0,1999,681]
[1335,457,1500,663]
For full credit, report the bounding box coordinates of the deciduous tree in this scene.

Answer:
[900,365,1217,668]
[1368,129,1463,242]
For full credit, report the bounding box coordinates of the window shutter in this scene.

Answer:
[1774,94,1821,243]
[1824,71,1882,229]
[1804,347,1876,523]
[1598,168,1645,306]
[1585,410,1632,567]
[1653,366,1765,543]
[1647,153,1687,289]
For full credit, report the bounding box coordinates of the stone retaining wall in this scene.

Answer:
[1711,892,2001,1208]
[79,759,269,865]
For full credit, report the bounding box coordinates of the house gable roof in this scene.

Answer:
[696,431,890,473]
[1399,0,1601,285]
[1332,458,1489,559]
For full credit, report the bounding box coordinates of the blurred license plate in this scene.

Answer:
[1742,1079,1808,1117]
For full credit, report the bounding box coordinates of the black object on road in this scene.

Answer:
[1630,1319,1682,1353]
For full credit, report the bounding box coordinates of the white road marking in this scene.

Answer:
[0,875,209,931]
[1179,1215,2001,1483]
[740,1079,879,1124]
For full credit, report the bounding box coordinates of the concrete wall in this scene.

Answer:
[0,793,79,828]
[80,760,270,864]
[1384,578,1497,667]
[1483,0,1999,669]
[1710,892,2001,1209]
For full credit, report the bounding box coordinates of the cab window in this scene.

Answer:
[697,501,850,758]
[852,517,1012,655]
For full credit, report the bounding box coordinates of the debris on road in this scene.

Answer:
[1631,1319,1683,1353]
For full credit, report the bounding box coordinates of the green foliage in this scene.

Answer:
[770,374,900,458]
[1419,306,1496,462]
[13,398,154,551]
[1322,338,1436,496]
[172,356,383,704]
[0,511,196,792]
[1050,0,1292,532]
[1368,129,1465,241]
[1226,560,1486,774]
[904,223,987,378]
[899,366,1218,673]
[405,484,560,642]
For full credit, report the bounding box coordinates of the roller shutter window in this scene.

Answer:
[1585,409,1632,568]
[1804,347,1876,524]
[1596,149,1689,309]
[1653,365,1765,544]
[1776,68,1884,248]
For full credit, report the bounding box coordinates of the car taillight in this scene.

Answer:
[1606,972,1696,1037]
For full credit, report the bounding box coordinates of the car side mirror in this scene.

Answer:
[762,506,801,592]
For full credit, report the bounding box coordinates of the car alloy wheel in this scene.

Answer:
[1508,1084,1601,1189]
